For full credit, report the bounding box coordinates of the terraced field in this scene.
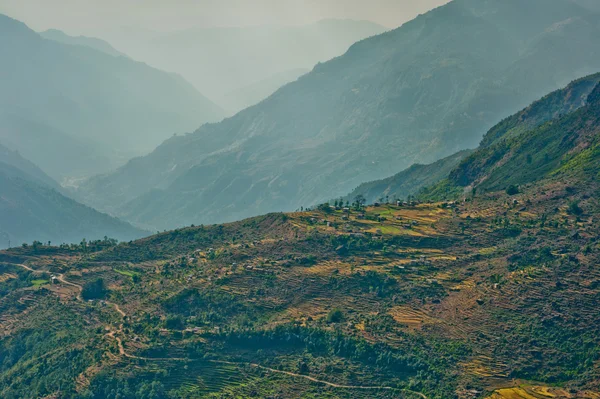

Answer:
[1,178,600,398]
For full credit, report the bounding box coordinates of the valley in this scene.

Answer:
[2,1,600,398]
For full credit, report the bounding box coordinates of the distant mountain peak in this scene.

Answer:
[40,28,127,58]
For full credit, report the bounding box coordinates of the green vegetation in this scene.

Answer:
[81,278,107,300]
[326,308,344,323]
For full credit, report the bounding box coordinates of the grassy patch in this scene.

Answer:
[114,269,139,278]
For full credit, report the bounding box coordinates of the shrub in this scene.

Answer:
[506,185,519,195]
[568,200,583,215]
[326,308,344,323]
[81,278,107,300]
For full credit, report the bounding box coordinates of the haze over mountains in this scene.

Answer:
[4,1,600,398]
[40,29,127,58]
[348,72,600,204]
[77,0,600,231]
[0,14,224,181]
[0,143,146,249]
[108,19,387,113]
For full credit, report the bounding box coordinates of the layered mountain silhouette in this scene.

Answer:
[343,150,474,205]
[351,72,600,203]
[40,29,127,58]
[110,19,387,113]
[78,0,600,231]
[0,143,146,249]
[0,14,224,180]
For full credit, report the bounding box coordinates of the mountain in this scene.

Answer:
[2,78,600,397]
[78,0,600,231]
[343,150,473,205]
[40,29,126,58]
[109,19,387,113]
[221,68,310,114]
[420,72,600,200]
[350,72,600,204]
[0,143,146,249]
[0,14,224,180]
[0,143,60,191]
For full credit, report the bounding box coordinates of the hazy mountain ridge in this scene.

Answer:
[0,143,146,248]
[78,0,600,231]
[40,29,127,58]
[109,19,388,113]
[350,72,600,203]
[0,13,224,180]
[0,143,60,191]
[419,72,600,200]
[343,150,474,204]
[221,68,310,113]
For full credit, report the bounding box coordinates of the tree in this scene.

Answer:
[317,203,333,213]
[568,200,583,215]
[506,185,519,196]
[327,308,344,323]
[354,194,366,209]
[82,278,107,300]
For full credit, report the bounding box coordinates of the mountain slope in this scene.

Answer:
[79,0,600,231]
[351,72,600,204]
[40,29,126,57]
[420,73,600,200]
[221,68,310,113]
[0,144,146,248]
[0,14,224,179]
[112,19,387,113]
[343,150,473,204]
[0,143,60,191]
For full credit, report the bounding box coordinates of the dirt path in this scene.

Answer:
[13,263,38,273]
[8,262,427,398]
[212,360,428,398]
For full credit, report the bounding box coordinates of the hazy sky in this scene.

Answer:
[0,0,450,35]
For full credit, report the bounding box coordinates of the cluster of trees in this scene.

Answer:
[19,237,119,254]
[81,278,107,300]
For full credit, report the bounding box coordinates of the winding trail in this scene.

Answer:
[7,262,427,399]
[211,360,428,398]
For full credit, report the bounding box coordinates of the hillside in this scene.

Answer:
[2,73,600,398]
[78,0,600,231]
[221,68,310,114]
[0,14,224,180]
[350,72,600,204]
[344,150,473,204]
[0,144,146,249]
[111,19,387,113]
[0,143,60,191]
[421,73,600,200]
